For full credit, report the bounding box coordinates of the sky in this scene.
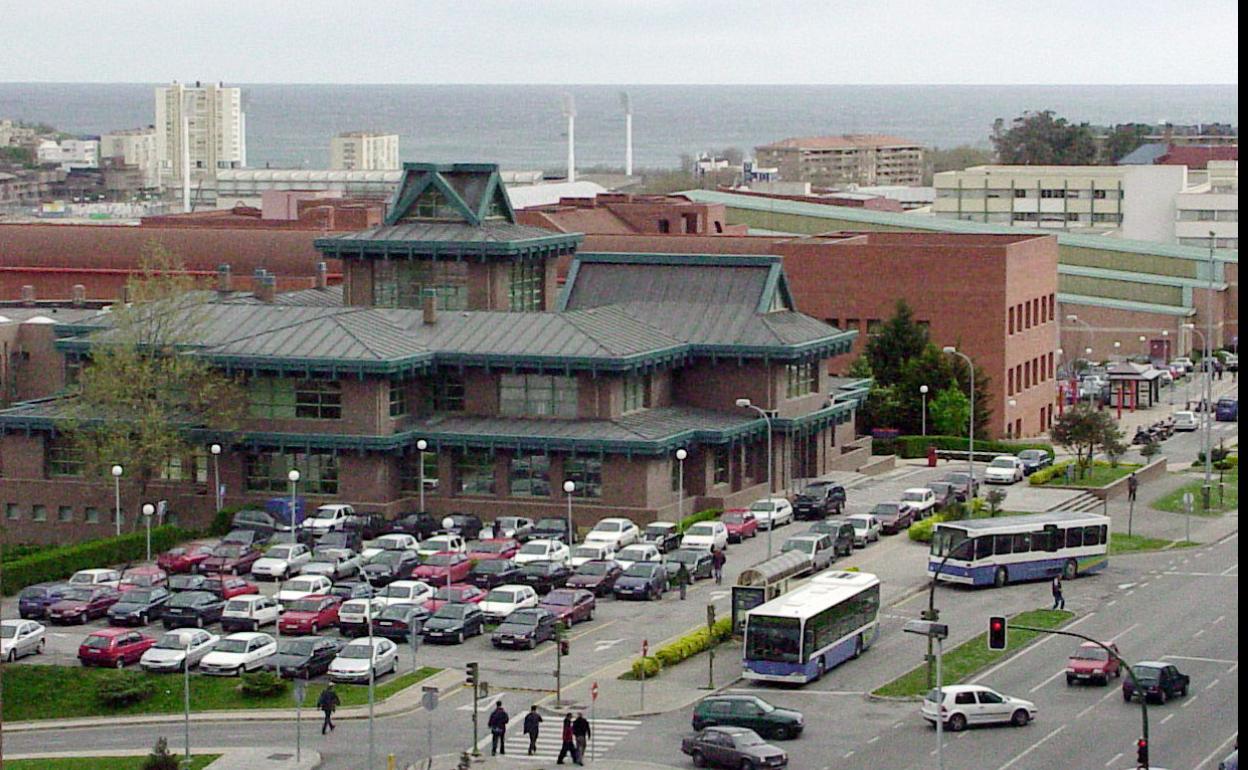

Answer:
[1,0,1238,85]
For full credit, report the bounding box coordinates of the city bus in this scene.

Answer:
[928,510,1111,587]
[742,570,880,684]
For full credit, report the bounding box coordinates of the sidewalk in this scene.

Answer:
[2,747,322,770]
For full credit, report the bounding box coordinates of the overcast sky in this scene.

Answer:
[2,0,1238,84]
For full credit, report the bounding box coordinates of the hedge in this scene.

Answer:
[625,617,733,679]
[2,525,194,595]
[1028,461,1073,486]
[873,435,1054,460]
[908,513,951,543]
[677,508,723,534]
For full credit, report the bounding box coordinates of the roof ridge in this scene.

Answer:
[198,305,366,349]
[329,309,413,359]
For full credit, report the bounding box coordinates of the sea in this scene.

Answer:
[0,83,1237,172]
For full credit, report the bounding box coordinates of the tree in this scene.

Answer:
[59,245,245,522]
[985,488,1008,516]
[929,385,971,437]
[1101,123,1151,163]
[924,145,997,184]
[863,300,929,386]
[142,737,181,770]
[991,111,1098,165]
[1049,405,1122,478]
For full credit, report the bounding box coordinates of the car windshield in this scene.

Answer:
[370,551,405,566]
[1134,666,1162,683]
[169,592,211,608]
[214,639,249,654]
[169,576,200,590]
[310,509,339,521]
[122,574,158,587]
[123,589,159,603]
[474,560,512,573]
[1019,451,1045,461]
[542,591,575,606]
[379,605,416,620]
[433,605,467,619]
[382,585,417,598]
[686,524,716,536]
[849,519,868,530]
[735,732,765,747]
[81,635,112,649]
[213,545,243,558]
[282,580,318,593]
[485,590,519,603]
[473,542,509,553]
[0,626,18,639]
[749,501,777,513]
[873,503,900,515]
[378,537,409,550]
[668,550,699,564]
[901,491,926,501]
[594,522,624,533]
[19,587,48,599]
[287,598,325,613]
[423,554,457,566]
[618,547,648,560]
[435,587,473,601]
[521,563,554,575]
[340,643,378,659]
[69,573,99,584]
[226,599,255,612]
[571,547,602,558]
[519,543,549,555]
[576,562,611,576]
[341,601,372,614]
[279,639,316,656]
[269,546,298,559]
[62,587,97,601]
[990,458,1016,468]
[722,512,746,524]
[622,564,656,578]
[782,540,814,554]
[535,519,565,531]
[1073,647,1109,661]
[501,612,540,628]
[155,633,194,650]
[644,524,672,536]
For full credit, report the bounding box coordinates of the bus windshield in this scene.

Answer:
[930,527,969,558]
[745,616,801,663]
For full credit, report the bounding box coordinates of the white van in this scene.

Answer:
[1173,411,1200,431]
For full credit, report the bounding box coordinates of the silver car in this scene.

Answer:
[140,628,219,673]
[1,619,46,661]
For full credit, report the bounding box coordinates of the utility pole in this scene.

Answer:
[706,605,716,689]
[466,662,481,756]
[555,622,569,704]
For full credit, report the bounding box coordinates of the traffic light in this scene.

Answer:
[560,639,570,656]
[1136,738,1148,768]
[465,661,479,690]
[988,616,1008,650]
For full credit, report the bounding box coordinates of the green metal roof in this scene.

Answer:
[1056,293,1196,317]
[1058,263,1228,291]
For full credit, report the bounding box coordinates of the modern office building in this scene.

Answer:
[100,127,161,189]
[755,135,925,187]
[1174,161,1238,250]
[331,132,400,171]
[154,81,247,186]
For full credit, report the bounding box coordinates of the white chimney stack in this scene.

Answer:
[620,91,633,177]
[562,93,576,184]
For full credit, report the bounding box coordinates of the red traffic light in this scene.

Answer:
[987,616,1008,650]
[1136,737,1149,767]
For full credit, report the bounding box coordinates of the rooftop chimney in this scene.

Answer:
[20,285,36,306]
[255,271,276,304]
[217,264,233,293]
[315,261,328,291]
[422,288,437,325]
[71,284,86,307]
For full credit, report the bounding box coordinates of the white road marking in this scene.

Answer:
[893,721,905,729]
[1161,713,1175,725]
[1211,615,1225,625]
[709,591,730,601]
[1205,677,1220,690]
[1104,751,1123,767]
[1106,600,1117,607]
[1192,731,1240,769]
[1164,655,1239,665]
[996,725,1066,770]
[1181,694,1199,709]
[1219,563,1238,575]
[1108,623,1140,642]
[1193,629,1206,638]
[866,736,879,744]
[1116,583,1137,590]
[844,750,855,759]
[1029,668,1068,693]
[593,639,626,653]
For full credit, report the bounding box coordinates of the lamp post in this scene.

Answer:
[1084,347,1094,405]
[111,464,123,537]
[1006,398,1017,439]
[675,448,688,519]
[416,439,429,512]
[1066,314,1093,361]
[184,635,193,767]
[1113,340,1122,362]
[1183,322,1214,509]
[735,398,775,559]
[209,443,222,512]
[1138,334,1148,359]
[1162,331,1173,404]
[142,503,155,561]
[287,469,300,547]
[920,385,929,436]
[563,480,576,545]
[941,348,975,486]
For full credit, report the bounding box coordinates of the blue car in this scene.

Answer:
[612,563,669,601]
[1215,398,1238,422]
[18,583,69,620]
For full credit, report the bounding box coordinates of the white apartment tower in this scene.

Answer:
[330,132,399,170]
[100,127,160,188]
[155,81,246,186]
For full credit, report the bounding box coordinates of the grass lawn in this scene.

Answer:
[7,757,218,770]
[1,665,439,722]
[1110,533,1199,554]
[1035,464,1139,488]
[1152,468,1238,516]
[872,609,1074,699]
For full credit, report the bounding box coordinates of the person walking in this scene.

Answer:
[1051,574,1065,610]
[523,705,543,756]
[556,713,579,765]
[1127,472,1139,502]
[317,683,341,735]
[675,562,690,600]
[488,701,510,756]
[711,547,726,585]
[572,712,591,763]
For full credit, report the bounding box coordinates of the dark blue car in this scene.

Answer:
[18,583,69,619]
[1215,398,1238,422]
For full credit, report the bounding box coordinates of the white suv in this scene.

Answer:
[680,521,728,552]
[900,487,938,517]
[921,685,1036,731]
[302,504,353,536]
[275,575,333,604]
[221,594,282,632]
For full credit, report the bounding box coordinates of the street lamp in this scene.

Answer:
[1113,340,1122,361]
[941,348,975,485]
[1006,398,1017,438]
[674,448,688,518]
[287,469,300,547]
[1138,334,1148,359]
[142,502,155,561]
[735,398,775,559]
[563,480,576,545]
[1183,322,1214,508]
[1066,314,1093,360]
[209,443,222,512]
[111,464,123,537]
[919,385,929,436]
[416,439,429,513]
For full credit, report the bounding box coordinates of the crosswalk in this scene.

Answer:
[478,717,641,763]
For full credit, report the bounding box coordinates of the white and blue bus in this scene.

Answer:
[742,570,880,684]
[929,510,1111,587]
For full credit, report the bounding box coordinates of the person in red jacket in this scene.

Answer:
[556,713,581,765]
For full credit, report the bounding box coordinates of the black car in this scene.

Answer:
[567,560,623,596]
[1123,661,1190,704]
[491,608,558,649]
[804,519,854,557]
[680,726,788,769]
[361,550,421,586]
[316,530,363,553]
[640,522,683,553]
[388,512,440,541]
[329,581,374,601]
[792,481,846,520]
[469,558,524,590]
[1016,449,1053,476]
[925,481,957,510]
[516,561,572,594]
[167,574,209,593]
[343,511,388,540]
[266,636,343,679]
[107,586,172,626]
[17,583,69,620]
[161,590,225,629]
[444,513,485,540]
[939,472,979,502]
[664,548,714,580]
[531,517,574,544]
[372,603,430,642]
[421,603,485,644]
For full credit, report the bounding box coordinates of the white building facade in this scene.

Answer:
[330,132,399,170]
[36,138,99,170]
[1174,161,1239,251]
[100,127,160,188]
[154,82,246,186]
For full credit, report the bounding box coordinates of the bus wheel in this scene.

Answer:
[852,635,864,659]
[993,567,1008,588]
[814,658,826,681]
[1063,560,1078,580]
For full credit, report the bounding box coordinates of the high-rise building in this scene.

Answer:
[100,127,160,188]
[755,135,925,186]
[330,132,399,170]
[154,81,246,186]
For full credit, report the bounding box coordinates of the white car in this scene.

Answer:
[584,518,640,550]
[140,629,218,673]
[493,516,535,541]
[1172,410,1199,431]
[515,539,571,565]
[68,568,121,589]
[901,487,939,516]
[984,456,1025,485]
[1171,357,1195,373]
[302,504,353,536]
[569,543,615,568]
[478,584,540,622]
[329,637,399,683]
[337,597,387,632]
[614,543,662,570]
[361,533,420,560]
[417,534,466,559]
[251,542,313,580]
[680,521,729,552]
[377,580,434,608]
[749,498,794,530]
[921,684,1037,731]
[845,514,882,546]
[1,619,46,661]
[275,575,333,604]
[221,594,283,632]
[198,632,277,676]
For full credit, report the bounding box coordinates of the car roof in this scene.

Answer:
[76,568,117,575]
[88,627,135,638]
[1,618,37,627]
[647,521,679,528]
[1135,660,1170,668]
[704,725,753,735]
[903,487,932,494]
[225,631,270,640]
[939,684,991,693]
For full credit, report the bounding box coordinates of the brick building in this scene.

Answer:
[755,135,926,187]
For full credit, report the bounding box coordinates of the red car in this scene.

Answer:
[722,509,759,543]
[412,552,473,584]
[202,575,260,600]
[46,586,121,624]
[78,627,157,668]
[278,594,343,635]
[119,566,169,592]
[538,588,596,625]
[1066,642,1122,686]
[467,539,520,561]
[157,542,216,574]
[199,543,263,575]
[425,583,486,612]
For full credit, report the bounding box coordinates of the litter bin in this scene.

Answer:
[927,445,938,467]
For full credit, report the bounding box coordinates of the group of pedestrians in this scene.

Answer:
[487,702,591,764]
[673,547,729,600]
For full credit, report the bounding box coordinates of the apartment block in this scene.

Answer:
[100,127,160,189]
[1174,161,1238,250]
[331,132,400,171]
[36,139,99,171]
[755,135,925,187]
[154,81,246,185]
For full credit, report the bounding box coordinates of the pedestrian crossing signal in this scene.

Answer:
[1136,737,1148,767]
[466,661,479,689]
[988,616,1007,650]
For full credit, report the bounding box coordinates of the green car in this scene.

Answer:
[691,695,804,740]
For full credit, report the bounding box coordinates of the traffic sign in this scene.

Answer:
[293,679,307,706]
[591,681,599,701]
[1182,492,1195,513]
[421,685,439,711]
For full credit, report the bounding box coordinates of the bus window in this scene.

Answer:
[1032,529,1054,552]
[993,534,1013,555]
[1099,525,1108,544]
[1082,526,1101,545]
[1012,533,1031,553]
[1065,528,1083,548]
[975,537,993,560]
[931,527,968,558]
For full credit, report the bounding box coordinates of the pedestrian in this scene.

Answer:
[572,711,591,763]
[1127,472,1138,502]
[675,562,690,600]
[522,705,543,756]
[556,713,579,765]
[1051,575,1065,610]
[488,701,509,756]
[317,683,340,735]
[711,548,726,585]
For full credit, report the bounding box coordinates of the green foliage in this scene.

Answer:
[991,111,1098,165]
[1110,533,1199,554]
[2,543,52,563]
[1139,441,1162,461]
[1101,123,1151,163]
[622,618,733,680]
[677,508,723,534]
[629,656,661,679]
[985,488,1007,515]
[1028,461,1070,486]
[141,738,181,770]
[2,526,192,595]
[1195,445,1231,465]
[863,300,930,386]
[209,504,249,536]
[872,434,1053,460]
[908,513,948,543]
[240,670,289,698]
[929,385,971,437]
[95,670,154,707]
[1049,405,1123,478]
[0,145,36,167]
[925,145,996,183]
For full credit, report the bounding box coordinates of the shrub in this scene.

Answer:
[985,488,1007,515]
[630,656,660,679]
[624,618,733,679]
[95,670,155,707]
[677,508,722,534]
[209,504,249,537]
[1140,442,1161,461]
[3,526,193,595]
[908,514,949,543]
[142,738,181,770]
[873,435,1054,460]
[240,670,289,698]
[1029,461,1072,486]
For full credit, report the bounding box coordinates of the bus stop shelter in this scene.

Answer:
[1107,361,1165,417]
[731,550,809,632]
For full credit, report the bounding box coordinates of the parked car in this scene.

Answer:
[750,498,795,530]
[614,543,662,570]
[278,594,343,635]
[416,534,467,559]
[925,482,957,511]
[921,685,1036,730]
[363,533,420,560]
[371,603,430,642]
[781,534,837,575]
[337,597,387,637]
[251,542,313,581]
[469,558,524,590]
[691,695,805,740]
[79,628,157,668]
[681,726,788,769]
[640,521,683,553]
[466,538,521,562]
[1,619,46,661]
[1065,642,1121,686]
[539,588,596,625]
[584,518,640,550]
[479,584,540,623]
[1123,661,1190,703]
[342,511,387,541]
[168,574,209,593]
[792,480,846,519]
[411,552,473,584]
[266,635,343,679]
[46,586,121,624]
[387,512,440,541]
[17,583,69,620]
[721,510,759,543]
[140,628,218,673]
[871,501,914,534]
[984,456,1025,485]
[221,594,283,632]
[530,517,574,544]
[275,575,332,604]
[492,516,535,542]
[569,542,615,569]
[157,542,217,574]
[68,568,122,589]
[119,566,169,592]
[516,561,573,594]
[425,583,486,612]
[664,548,714,581]
[613,562,668,601]
[421,603,485,644]
[201,575,259,600]
[1016,449,1053,476]
[940,472,980,502]
[681,521,729,552]
[329,581,375,602]
[567,558,626,598]
[900,487,939,517]
[1171,356,1195,373]
[107,586,172,626]
[376,580,434,608]
[1215,397,1239,422]
[302,547,363,581]
[199,542,263,576]
[302,503,353,536]
[199,632,277,676]
[362,549,421,586]
[491,607,558,650]
[1172,410,1200,431]
[316,530,363,554]
[845,514,882,546]
[329,637,398,682]
[230,509,280,541]
[162,590,226,629]
[804,519,855,556]
[442,513,485,540]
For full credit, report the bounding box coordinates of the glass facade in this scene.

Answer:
[46,436,84,478]
[509,454,551,497]
[455,451,495,495]
[372,260,468,310]
[622,375,648,414]
[244,452,339,495]
[424,375,465,413]
[508,260,544,312]
[389,382,409,417]
[248,379,342,420]
[399,451,439,493]
[565,457,602,499]
[500,374,578,418]
[786,361,818,398]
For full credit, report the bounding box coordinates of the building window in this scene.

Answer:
[160,456,187,481]
[712,445,731,485]
[32,505,47,522]
[5,504,19,521]
[1008,306,1015,335]
[64,355,84,389]
[508,260,544,312]
[565,457,603,499]
[372,260,468,310]
[844,318,860,331]
[425,375,465,413]
[85,506,100,524]
[248,378,297,418]
[509,455,551,497]
[389,382,409,417]
[622,375,648,414]
[400,451,439,494]
[500,374,578,418]
[785,361,818,399]
[295,381,342,419]
[455,451,495,495]
[58,506,73,522]
[411,187,459,219]
[244,452,339,495]
[46,436,84,478]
